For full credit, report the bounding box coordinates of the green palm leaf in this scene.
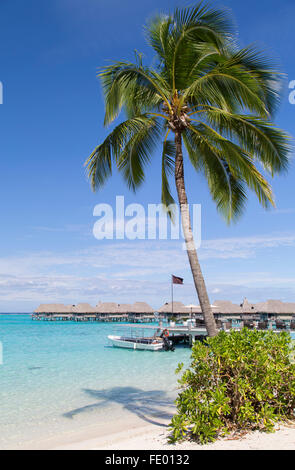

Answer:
[99,62,170,126]
[85,115,160,190]
[118,118,161,191]
[183,124,248,221]
[202,106,290,174]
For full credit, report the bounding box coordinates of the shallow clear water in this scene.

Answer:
[1,315,294,449]
[0,315,191,449]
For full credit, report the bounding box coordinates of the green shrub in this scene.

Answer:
[169,328,295,444]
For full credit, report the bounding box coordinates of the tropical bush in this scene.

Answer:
[170,328,295,444]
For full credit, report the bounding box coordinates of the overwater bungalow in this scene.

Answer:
[157,301,219,317]
[157,301,193,317]
[33,303,74,321]
[33,298,295,327]
[127,302,155,322]
[33,301,157,322]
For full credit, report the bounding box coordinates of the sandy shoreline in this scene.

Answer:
[11,395,295,450]
[54,419,295,451]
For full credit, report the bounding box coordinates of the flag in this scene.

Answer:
[172,275,184,285]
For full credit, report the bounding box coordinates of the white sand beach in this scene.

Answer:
[10,393,294,450]
[54,419,295,451]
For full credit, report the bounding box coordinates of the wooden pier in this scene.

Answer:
[118,323,208,346]
[31,313,162,323]
[116,323,295,348]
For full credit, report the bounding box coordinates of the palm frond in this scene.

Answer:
[145,14,173,62]
[202,106,291,174]
[228,45,284,115]
[85,115,159,190]
[172,3,235,90]
[183,64,270,117]
[99,62,170,126]
[184,124,261,221]
[195,122,275,208]
[118,118,161,191]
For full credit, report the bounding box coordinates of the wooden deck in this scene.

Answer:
[31,314,160,323]
[116,323,295,344]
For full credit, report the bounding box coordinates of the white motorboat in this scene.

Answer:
[108,335,164,351]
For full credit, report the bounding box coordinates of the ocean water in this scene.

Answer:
[0,315,192,449]
[1,315,294,449]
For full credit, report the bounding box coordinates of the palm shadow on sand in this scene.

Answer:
[63,387,175,427]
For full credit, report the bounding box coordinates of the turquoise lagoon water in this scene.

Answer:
[0,315,192,449]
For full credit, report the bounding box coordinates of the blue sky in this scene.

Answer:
[0,0,294,312]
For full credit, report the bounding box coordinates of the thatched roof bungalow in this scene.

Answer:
[34,304,73,314]
[129,302,154,314]
[95,301,154,315]
[34,298,295,320]
[95,302,119,314]
[211,298,295,320]
[253,300,295,319]
[212,300,242,314]
[73,303,97,314]
[158,301,220,316]
[117,304,133,314]
[158,302,191,315]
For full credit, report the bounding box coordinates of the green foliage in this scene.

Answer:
[169,329,295,444]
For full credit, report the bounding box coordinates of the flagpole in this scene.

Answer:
[171,274,174,316]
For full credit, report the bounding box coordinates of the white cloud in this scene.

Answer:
[201,233,295,259]
[1,231,295,311]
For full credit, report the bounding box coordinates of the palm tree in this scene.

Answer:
[85,2,291,337]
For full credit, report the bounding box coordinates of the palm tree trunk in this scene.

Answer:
[174,131,218,337]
